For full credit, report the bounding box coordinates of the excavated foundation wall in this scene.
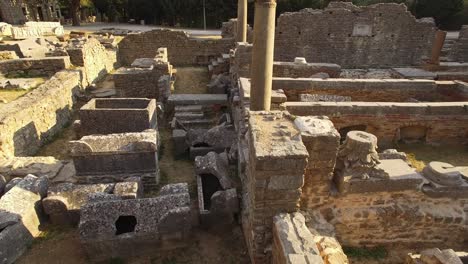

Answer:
[0,70,82,158]
[275,2,436,67]
[285,102,468,146]
[271,78,468,102]
[0,56,71,77]
[117,29,235,66]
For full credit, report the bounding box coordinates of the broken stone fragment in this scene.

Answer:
[114,182,142,199]
[210,188,239,214]
[379,149,408,161]
[336,131,387,179]
[423,162,467,187]
[192,124,236,150]
[159,183,189,196]
[195,152,233,190]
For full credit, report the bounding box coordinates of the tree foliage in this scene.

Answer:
[62,0,465,29]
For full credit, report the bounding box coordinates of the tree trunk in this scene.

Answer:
[71,0,81,26]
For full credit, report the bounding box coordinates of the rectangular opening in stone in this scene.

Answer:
[115,215,137,235]
[200,174,222,210]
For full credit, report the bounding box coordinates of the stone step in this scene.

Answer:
[168,94,228,107]
[179,119,215,129]
[174,112,205,120]
[175,105,204,112]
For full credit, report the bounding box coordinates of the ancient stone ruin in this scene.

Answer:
[0,1,467,264]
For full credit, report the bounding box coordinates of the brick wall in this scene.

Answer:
[285,102,468,146]
[117,29,235,66]
[272,78,468,102]
[0,56,70,77]
[275,2,436,68]
[0,70,82,158]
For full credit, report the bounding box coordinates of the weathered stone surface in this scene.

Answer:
[70,131,159,189]
[195,152,233,190]
[0,70,82,158]
[379,149,408,161]
[172,129,188,157]
[273,213,324,264]
[0,56,70,77]
[299,94,351,102]
[210,188,239,214]
[11,22,64,39]
[192,124,236,150]
[0,216,34,264]
[42,183,115,226]
[275,3,436,67]
[4,177,21,194]
[159,183,189,196]
[408,248,464,264]
[114,182,142,199]
[79,184,191,261]
[421,162,468,198]
[393,68,437,80]
[78,98,157,136]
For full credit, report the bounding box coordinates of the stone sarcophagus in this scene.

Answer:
[69,130,159,188]
[77,98,157,136]
[79,183,191,261]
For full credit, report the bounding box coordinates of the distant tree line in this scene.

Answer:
[61,0,466,29]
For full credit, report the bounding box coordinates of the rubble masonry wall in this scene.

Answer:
[450,26,468,62]
[117,29,235,66]
[0,56,71,77]
[0,70,82,158]
[275,3,436,67]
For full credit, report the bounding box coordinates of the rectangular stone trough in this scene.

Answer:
[78,98,157,136]
[69,130,159,189]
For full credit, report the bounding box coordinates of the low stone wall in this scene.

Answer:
[117,29,235,66]
[271,77,468,102]
[67,38,117,85]
[0,56,71,77]
[285,101,468,146]
[232,43,342,79]
[0,70,82,158]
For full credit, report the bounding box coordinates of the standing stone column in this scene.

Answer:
[236,0,248,42]
[250,0,276,111]
[430,30,447,65]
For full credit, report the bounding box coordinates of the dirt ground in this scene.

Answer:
[397,143,468,171]
[173,67,210,94]
[17,225,250,264]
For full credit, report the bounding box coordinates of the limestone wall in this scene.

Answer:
[275,3,436,67]
[117,29,235,66]
[285,102,468,146]
[272,78,468,102]
[451,26,468,62]
[67,38,117,86]
[0,56,71,77]
[0,70,82,158]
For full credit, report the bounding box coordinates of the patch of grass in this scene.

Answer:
[397,143,468,172]
[344,246,388,260]
[32,227,70,246]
